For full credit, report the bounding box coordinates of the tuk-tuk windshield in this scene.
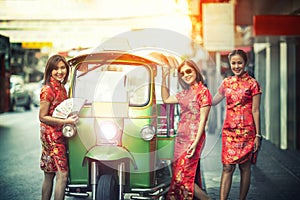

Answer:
[73,63,150,107]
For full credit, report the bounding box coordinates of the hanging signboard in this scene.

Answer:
[21,42,53,49]
[202,3,234,51]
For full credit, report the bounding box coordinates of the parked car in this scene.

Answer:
[9,75,31,111]
[29,80,42,107]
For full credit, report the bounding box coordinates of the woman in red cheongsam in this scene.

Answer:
[162,59,211,200]
[212,49,262,200]
[39,55,78,200]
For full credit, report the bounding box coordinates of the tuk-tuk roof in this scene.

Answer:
[68,49,182,70]
[68,50,161,67]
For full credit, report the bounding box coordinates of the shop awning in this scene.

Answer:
[253,15,300,36]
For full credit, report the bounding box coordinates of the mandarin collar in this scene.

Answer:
[191,81,203,91]
[233,71,249,81]
[50,76,63,88]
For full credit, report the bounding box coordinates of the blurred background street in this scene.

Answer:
[0,107,42,199]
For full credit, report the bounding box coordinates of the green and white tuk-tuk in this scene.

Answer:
[63,50,183,200]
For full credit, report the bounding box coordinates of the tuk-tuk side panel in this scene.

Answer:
[157,135,175,160]
[67,115,95,184]
[156,103,176,160]
[76,118,96,151]
[67,67,91,185]
[68,133,89,184]
[157,104,175,131]
[129,172,153,188]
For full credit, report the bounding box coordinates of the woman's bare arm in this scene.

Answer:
[186,105,211,158]
[161,69,178,104]
[252,94,262,152]
[212,92,224,106]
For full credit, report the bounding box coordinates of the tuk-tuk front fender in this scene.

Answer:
[84,146,137,169]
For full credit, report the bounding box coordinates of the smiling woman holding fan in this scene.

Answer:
[38,55,78,200]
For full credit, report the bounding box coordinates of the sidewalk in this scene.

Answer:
[201,130,300,200]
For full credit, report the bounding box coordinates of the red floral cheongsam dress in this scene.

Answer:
[40,77,68,172]
[167,82,212,200]
[219,72,262,164]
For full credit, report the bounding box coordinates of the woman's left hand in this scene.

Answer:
[253,137,261,153]
[66,114,79,125]
[186,142,197,158]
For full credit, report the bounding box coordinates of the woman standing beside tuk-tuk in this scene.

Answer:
[39,55,78,200]
[161,59,211,200]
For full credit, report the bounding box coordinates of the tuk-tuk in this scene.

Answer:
[62,49,182,200]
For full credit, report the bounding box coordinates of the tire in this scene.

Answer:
[96,174,118,200]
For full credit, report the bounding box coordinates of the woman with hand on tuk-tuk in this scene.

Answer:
[39,55,78,200]
[161,59,212,200]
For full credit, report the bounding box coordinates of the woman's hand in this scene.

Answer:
[253,137,261,153]
[162,67,170,79]
[65,114,79,125]
[186,142,197,158]
[161,67,178,104]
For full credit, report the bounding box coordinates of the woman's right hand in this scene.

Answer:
[162,67,170,79]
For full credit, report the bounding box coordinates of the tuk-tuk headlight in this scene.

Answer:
[100,121,117,140]
[62,124,77,138]
[140,125,156,141]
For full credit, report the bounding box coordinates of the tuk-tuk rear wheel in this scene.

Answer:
[96,174,118,200]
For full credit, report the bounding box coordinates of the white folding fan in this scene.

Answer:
[52,98,86,119]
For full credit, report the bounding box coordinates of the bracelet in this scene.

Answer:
[256,134,263,140]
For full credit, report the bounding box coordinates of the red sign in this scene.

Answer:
[253,15,300,36]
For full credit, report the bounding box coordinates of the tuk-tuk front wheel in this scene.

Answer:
[96,174,118,200]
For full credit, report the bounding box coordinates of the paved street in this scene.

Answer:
[0,107,43,200]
